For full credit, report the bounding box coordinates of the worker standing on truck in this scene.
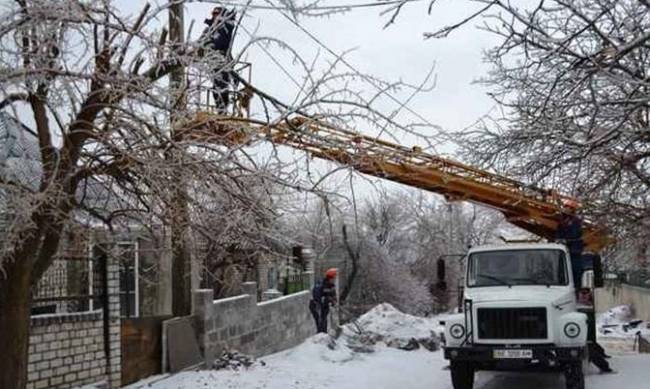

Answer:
[309,268,337,333]
[200,6,237,113]
[556,211,615,373]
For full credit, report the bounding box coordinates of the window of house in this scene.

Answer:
[117,241,140,318]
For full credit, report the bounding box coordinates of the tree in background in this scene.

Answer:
[407,192,509,311]
[281,188,511,316]
[396,0,650,270]
[0,1,433,387]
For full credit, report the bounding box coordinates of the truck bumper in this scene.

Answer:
[444,345,584,369]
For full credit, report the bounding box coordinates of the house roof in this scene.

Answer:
[0,112,136,221]
[0,112,42,190]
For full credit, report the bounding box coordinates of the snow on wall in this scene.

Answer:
[192,282,315,363]
[596,283,650,321]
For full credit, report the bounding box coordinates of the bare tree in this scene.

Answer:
[0,1,439,386]
[406,191,510,311]
[0,2,192,385]
[422,1,650,236]
[281,187,510,315]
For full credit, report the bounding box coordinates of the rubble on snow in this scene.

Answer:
[210,351,256,371]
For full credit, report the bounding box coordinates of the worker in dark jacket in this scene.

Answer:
[201,7,237,112]
[556,213,584,288]
[309,268,337,333]
[556,212,614,373]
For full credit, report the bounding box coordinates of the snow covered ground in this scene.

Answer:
[597,305,650,354]
[124,304,650,389]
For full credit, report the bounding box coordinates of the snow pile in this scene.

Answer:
[281,333,358,364]
[351,303,439,339]
[599,305,634,326]
[342,303,440,352]
[598,305,650,338]
[597,305,650,355]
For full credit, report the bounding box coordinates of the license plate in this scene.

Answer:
[493,349,533,359]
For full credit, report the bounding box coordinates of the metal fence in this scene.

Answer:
[617,271,650,289]
[279,267,310,295]
[31,251,107,315]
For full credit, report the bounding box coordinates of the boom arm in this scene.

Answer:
[183,113,610,252]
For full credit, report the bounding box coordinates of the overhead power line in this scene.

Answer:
[239,25,304,91]
[205,0,423,12]
[263,0,440,130]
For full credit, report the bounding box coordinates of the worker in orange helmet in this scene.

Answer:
[561,197,581,211]
[309,268,338,333]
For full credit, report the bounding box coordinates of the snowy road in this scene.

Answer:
[477,355,648,389]
[127,343,649,389]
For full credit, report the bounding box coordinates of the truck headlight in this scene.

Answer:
[563,322,581,338]
[450,324,465,339]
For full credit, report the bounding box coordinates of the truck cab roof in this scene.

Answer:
[468,242,568,254]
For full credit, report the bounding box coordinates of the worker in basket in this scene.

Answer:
[200,6,237,113]
[309,268,338,333]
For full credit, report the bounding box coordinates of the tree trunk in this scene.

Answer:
[168,0,192,317]
[0,259,33,389]
[340,224,359,303]
[171,206,192,316]
[0,192,73,389]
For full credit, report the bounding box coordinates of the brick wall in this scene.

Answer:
[193,278,315,363]
[27,254,121,389]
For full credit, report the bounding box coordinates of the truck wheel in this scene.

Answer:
[564,362,585,389]
[450,361,475,389]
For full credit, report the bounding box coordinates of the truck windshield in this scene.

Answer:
[467,249,568,287]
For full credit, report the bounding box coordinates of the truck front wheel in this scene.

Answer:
[450,361,475,389]
[564,362,585,389]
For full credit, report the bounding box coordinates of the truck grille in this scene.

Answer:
[477,307,547,339]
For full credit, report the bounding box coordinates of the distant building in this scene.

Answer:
[0,112,172,317]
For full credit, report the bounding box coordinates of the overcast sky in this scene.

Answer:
[121,1,505,203]
[114,0,499,141]
[133,0,502,201]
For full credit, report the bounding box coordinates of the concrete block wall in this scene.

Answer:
[193,279,315,363]
[27,252,121,389]
[596,282,650,321]
[256,290,314,356]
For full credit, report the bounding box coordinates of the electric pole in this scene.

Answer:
[169,1,192,316]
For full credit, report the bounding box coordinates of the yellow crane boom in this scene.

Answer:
[182,112,610,252]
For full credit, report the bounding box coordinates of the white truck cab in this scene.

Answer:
[442,243,594,389]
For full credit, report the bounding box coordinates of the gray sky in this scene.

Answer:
[141,0,503,201]
[192,0,498,136]
[108,1,505,203]
[113,0,499,140]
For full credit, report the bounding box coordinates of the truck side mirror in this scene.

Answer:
[437,258,446,283]
[593,255,604,288]
[436,258,447,291]
[582,253,604,288]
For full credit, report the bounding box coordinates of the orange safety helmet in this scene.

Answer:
[325,268,337,279]
[561,197,581,212]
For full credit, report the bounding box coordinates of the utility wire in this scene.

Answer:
[239,25,305,91]
[239,24,339,118]
[262,0,440,130]
[201,0,423,12]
